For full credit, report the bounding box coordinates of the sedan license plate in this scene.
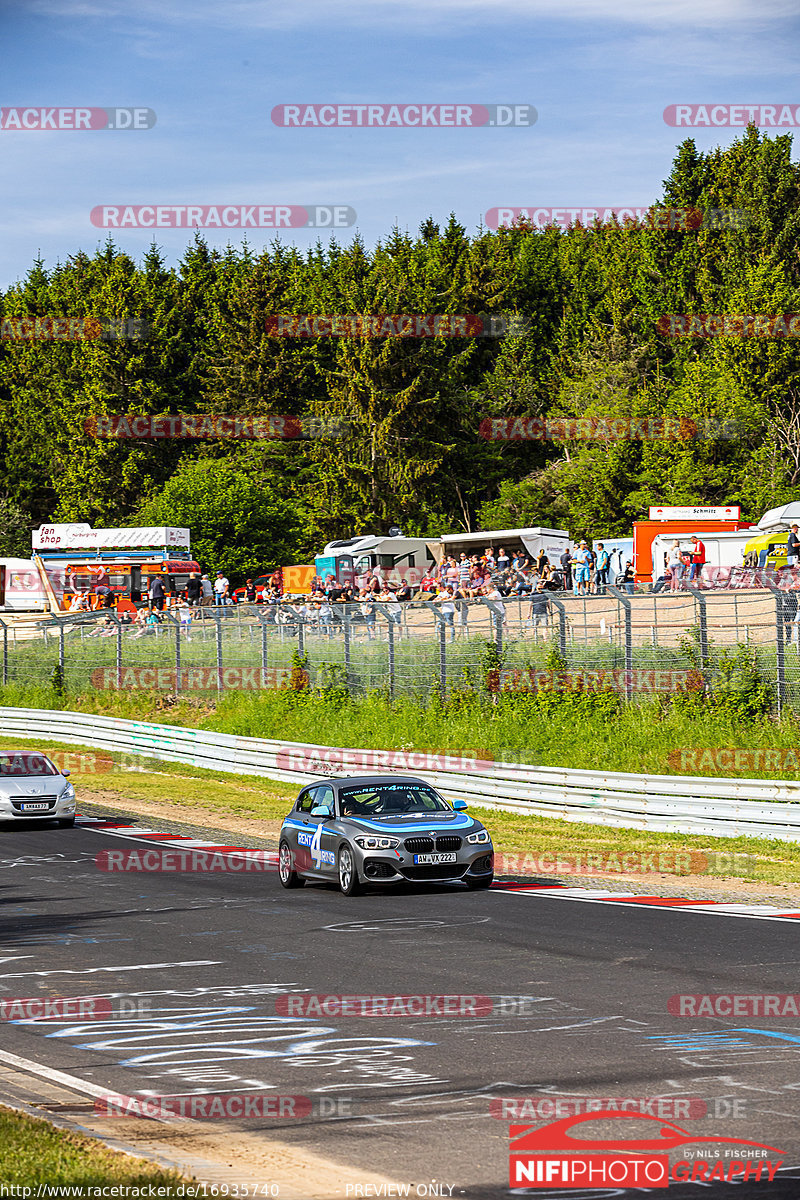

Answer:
[20,802,49,812]
[413,852,457,864]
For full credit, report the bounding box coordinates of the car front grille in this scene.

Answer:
[436,836,462,852]
[402,864,468,881]
[10,797,58,812]
[404,836,434,853]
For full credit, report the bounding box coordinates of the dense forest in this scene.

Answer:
[1,128,799,576]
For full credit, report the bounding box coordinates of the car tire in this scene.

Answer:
[465,874,493,889]
[57,817,75,828]
[279,840,305,888]
[337,843,361,896]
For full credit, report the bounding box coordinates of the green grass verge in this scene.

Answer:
[0,1105,190,1190]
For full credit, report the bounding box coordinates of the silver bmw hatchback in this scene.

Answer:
[279,774,494,895]
[0,751,77,826]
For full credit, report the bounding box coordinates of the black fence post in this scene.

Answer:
[606,585,632,700]
[685,583,709,678]
[766,579,785,718]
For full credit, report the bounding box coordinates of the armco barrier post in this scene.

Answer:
[766,579,785,717]
[0,619,7,686]
[685,584,709,677]
[606,585,632,700]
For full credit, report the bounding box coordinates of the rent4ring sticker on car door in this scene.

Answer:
[297,824,335,868]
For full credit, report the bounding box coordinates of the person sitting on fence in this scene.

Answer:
[485,583,508,634]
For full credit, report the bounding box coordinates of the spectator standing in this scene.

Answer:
[788,524,800,568]
[688,536,706,584]
[572,542,591,595]
[436,587,456,641]
[528,580,550,634]
[359,590,377,639]
[214,571,229,605]
[559,547,573,592]
[149,574,166,612]
[667,540,684,592]
[186,572,202,606]
[496,547,510,573]
[458,553,471,591]
[200,574,214,606]
[178,599,193,641]
[594,543,610,595]
[244,579,257,603]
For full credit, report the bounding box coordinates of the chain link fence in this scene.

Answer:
[0,586,796,711]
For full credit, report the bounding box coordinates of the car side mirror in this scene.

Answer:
[452,799,467,811]
[311,804,332,818]
[62,770,71,778]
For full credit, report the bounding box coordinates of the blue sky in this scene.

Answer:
[1,0,799,287]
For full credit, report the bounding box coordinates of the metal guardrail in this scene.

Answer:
[1,706,800,843]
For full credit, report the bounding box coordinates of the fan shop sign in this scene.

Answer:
[90,667,289,691]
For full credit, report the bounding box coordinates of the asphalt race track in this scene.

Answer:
[1,810,800,1198]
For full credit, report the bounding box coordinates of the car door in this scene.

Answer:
[294,784,337,879]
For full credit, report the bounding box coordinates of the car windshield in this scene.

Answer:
[0,753,59,777]
[338,783,451,817]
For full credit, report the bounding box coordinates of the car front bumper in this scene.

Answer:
[0,792,76,822]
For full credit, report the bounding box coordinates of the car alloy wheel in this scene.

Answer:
[279,840,305,888]
[337,843,361,895]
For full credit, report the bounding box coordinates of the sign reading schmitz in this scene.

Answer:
[648,505,740,520]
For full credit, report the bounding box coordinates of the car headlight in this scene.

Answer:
[62,784,75,799]
[354,836,400,850]
[467,829,491,844]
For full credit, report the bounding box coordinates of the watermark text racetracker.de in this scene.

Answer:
[486,206,751,230]
[0,995,151,1020]
[264,313,529,338]
[669,747,800,774]
[479,416,738,441]
[90,667,289,691]
[271,102,535,127]
[659,313,800,338]
[664,103,800,126]
[498,850,756,878]
[276,746,493,775]
[84,414,352,439]
[0,106,155,130]
[90,205,356,229]
[96,848,278,873]
[95,1091,350,1119]
[1,317,148,341]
